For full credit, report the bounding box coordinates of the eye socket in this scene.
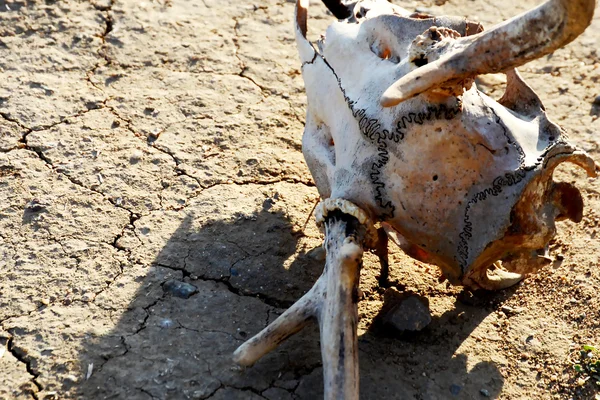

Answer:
[412,55,428,67]
[370,42,400,63]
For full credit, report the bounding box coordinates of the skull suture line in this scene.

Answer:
[234,0,598,398]
[300,0,597,289]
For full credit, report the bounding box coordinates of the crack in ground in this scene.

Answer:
[228,386,269,399]
[0,111,29,132]
[15,111,147,244]
[15,99,109,144]
[230,12,307,127]
[232,16,271,99]
[86,295,167,372]
[239,68,270,96]
[232,17,245,75]
[157,258,292,309]
[129,292,166,338]
[161,175,315,213]
[88,334,129,377]
[137,387,159,400]
[6,337,42,400]
[105,105,205,190]
[86,0,116,93]
[201,177,314,191]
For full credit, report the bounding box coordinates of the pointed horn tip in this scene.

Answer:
[380,90,405,107]
[295,0,309,37]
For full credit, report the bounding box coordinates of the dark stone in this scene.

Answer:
[450,384,462,396]
[383,295,431,332]
[163,280,198,299]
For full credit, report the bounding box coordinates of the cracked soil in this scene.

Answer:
[1,0,599,399]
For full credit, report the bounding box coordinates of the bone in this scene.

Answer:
[295,0,317,64]
[381,0,597,106]
[233,205,368,400]
[233,282,321,366]
[467,262,524,290]
[320,216,362,399]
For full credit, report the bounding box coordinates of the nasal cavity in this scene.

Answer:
[413,55,428,67]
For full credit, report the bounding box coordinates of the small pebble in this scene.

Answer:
[501,305,519,315]
[148,128,161,140]
[450,384,462,396]
[163,279,198,299]
[130,150,144,163]
[26,199,48,212]
[480,388,490,397]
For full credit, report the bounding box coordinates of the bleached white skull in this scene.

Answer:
[234,2,597,397]
[297,0,598,290]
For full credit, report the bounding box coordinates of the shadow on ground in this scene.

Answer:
[74,205,509,399]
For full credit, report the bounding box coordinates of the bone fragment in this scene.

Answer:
[233,284,320,366]
[234,204,368,400]
[466,262,524,290]
[381,0,597,106]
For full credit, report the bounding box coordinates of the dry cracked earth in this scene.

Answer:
[0,0,599,399]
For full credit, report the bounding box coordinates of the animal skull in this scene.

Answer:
[234,0,597,398]
[298,0,598,290]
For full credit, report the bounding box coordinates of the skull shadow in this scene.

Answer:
[75,202,509,399]
[364,287,514,400]
[75,204,324,399]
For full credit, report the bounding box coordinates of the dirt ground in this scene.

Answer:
[0,0,599,399]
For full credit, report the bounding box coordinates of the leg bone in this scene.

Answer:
[233,209,368,400]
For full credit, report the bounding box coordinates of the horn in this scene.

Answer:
[295,0,317,64]
[322,0,354,20]
[381,0,597,107]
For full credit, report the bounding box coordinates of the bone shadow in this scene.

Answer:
[293,282,513,399]
[368,288,512,399]
[75,200,512,399]
[75,203,325,399]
